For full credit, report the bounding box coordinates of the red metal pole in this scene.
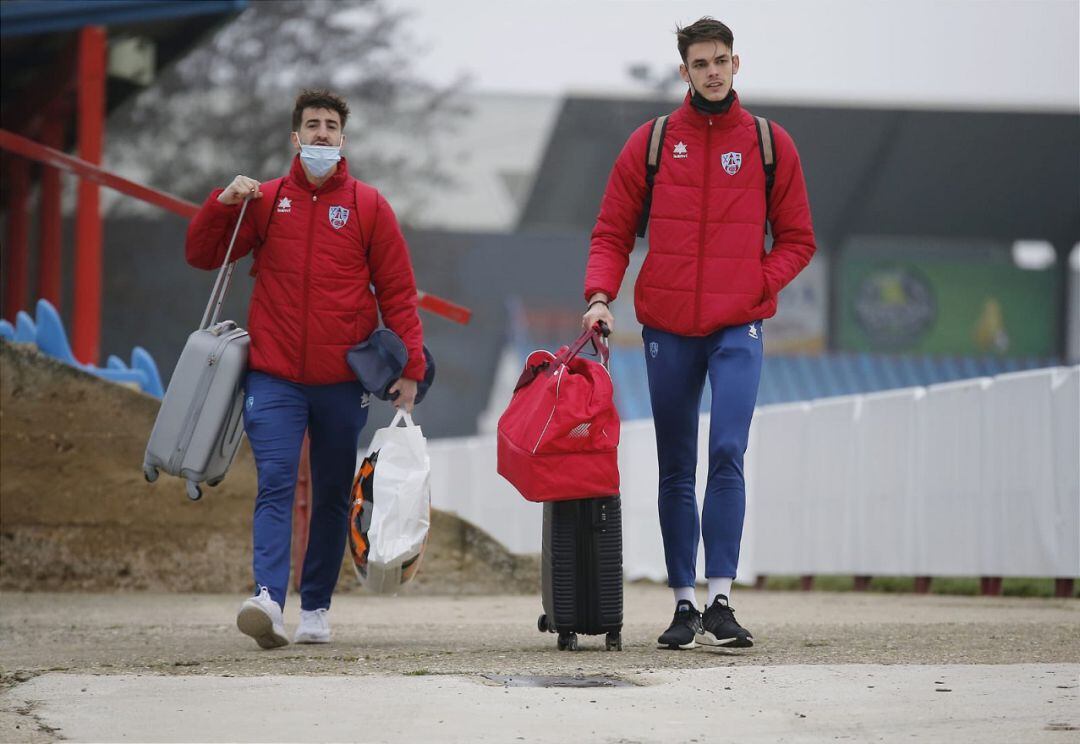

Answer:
[72,26,106,365]
[37,119,64,308]
[3,157,31,320]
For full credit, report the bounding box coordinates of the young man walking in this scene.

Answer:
[186,89,426,648]
[582,18,816,649]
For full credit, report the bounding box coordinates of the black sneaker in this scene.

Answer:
[697,594,753,648]
[657,600,702,650]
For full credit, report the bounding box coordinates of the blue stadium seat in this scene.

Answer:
[895,355,922,388]
[15,311,36,342]
[132,346,165,398]
[757,359,782,406]
[772,356,804,404]
[34,299,80,366]
[798,352,1059,402]
[957,356,982,379]
[833,353,864,394]
[916,355,945,386]
[790,355,822,399]
[34,299,150,391]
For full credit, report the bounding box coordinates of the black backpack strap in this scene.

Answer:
[754,115,776,234]
[636,114,670,238]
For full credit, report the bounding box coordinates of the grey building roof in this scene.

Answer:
[519,94,1080,247]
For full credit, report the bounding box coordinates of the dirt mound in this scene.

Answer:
[0,342,537,594]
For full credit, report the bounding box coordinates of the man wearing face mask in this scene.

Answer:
[185,88,425,649]
[582,18,816,651]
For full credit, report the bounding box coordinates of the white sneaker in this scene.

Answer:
[294,608,330,644]
[236,586,289,649]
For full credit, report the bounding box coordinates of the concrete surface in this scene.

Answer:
[6,664,1079,743]
[1,586,1078,741]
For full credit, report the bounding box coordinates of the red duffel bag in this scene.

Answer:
[497,324,620,502]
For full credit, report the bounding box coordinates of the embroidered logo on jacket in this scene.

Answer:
[328,205,350,229]
[721,152,742,175]
[276,197,292,213]
[673,141,688,159]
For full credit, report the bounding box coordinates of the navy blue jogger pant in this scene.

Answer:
[242,370,369,611]
[643,322,763,587]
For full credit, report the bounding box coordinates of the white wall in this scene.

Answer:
[428,365,1080,582]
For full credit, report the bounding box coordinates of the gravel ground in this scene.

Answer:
[2,586,1076,679]
[1,586,1077,741]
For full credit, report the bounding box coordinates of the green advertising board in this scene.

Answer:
[838,251,1059,356]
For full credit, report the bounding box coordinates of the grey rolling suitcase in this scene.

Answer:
[143,199,252,501]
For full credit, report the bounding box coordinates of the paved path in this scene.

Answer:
[2,587,1077,742]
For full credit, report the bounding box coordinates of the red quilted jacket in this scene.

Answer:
[185,156,425,385]
[585,92,816,336]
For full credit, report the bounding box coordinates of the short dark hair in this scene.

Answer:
[676,17,734,62]
[291,88,350,130]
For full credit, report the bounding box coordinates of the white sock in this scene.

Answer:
[673,586,696,608]
[708,577,733,603]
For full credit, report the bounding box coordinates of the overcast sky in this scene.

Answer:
[385,0,1079,110]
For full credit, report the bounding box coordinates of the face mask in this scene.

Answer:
[295,133,342,177]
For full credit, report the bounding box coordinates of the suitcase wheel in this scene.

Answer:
[143,465,158,483]
[605,632,622,652]
[538,614,551,633]
[557,632,578,651]
[207,477,223,487]
[185,481,203,501]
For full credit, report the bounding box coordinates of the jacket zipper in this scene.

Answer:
[299,193,317,378]
[695,117,713,330]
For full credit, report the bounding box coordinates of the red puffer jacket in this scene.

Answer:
[185,156,425,385]
[585,92,816,336]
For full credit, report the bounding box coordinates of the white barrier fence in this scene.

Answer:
[428,366,1080,583]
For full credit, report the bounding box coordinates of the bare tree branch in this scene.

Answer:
[105,0,470,223]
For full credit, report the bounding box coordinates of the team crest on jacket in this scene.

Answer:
[673,141,688,159]
[721,152,742,175]
[328,205,350,229]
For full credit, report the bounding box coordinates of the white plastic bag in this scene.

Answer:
[348,410,431,594]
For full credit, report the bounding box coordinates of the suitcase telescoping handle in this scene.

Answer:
[198,197,252,332]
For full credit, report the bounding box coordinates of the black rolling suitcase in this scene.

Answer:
[537,495,623,651]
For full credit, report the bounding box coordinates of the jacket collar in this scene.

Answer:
[288,154,351,193]
[677,90,744,131]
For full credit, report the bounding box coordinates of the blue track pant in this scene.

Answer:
[643,322,763,586]
[242,370,369,611]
